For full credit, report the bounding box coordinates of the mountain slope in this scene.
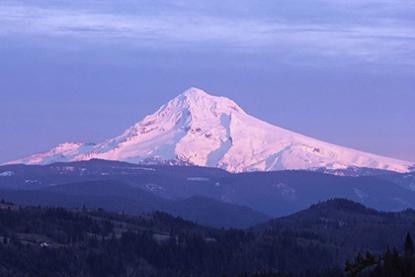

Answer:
[8,87,413,173]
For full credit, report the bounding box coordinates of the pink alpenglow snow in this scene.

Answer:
[8,87,414,173]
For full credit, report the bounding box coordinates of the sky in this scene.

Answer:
[0,0,414,163]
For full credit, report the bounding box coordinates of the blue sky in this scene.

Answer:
[0,0,414,163]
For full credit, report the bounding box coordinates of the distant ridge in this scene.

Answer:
[0,179,270,228]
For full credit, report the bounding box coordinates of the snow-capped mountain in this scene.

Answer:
[8,87,414,173]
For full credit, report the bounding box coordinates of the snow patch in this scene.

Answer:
[135,167,156,171]
[353,188,368,200]
[273,183,296,197]
[61,166,75,172]
[187,177,210,182]
[0,171,14,177]
[25,179,41,184]
[144,183,165,193]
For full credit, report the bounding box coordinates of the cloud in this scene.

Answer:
[0,1,414,66]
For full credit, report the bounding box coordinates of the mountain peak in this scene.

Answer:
[168,87,245,117]
[181,87,211,98]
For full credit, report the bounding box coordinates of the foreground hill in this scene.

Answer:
[0,199,414,276]
[8,87,413,173]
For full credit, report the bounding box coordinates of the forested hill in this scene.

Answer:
[256,198,415,253]
[0,199,414,276]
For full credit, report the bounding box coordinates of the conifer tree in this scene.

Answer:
[405,233,414,257]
